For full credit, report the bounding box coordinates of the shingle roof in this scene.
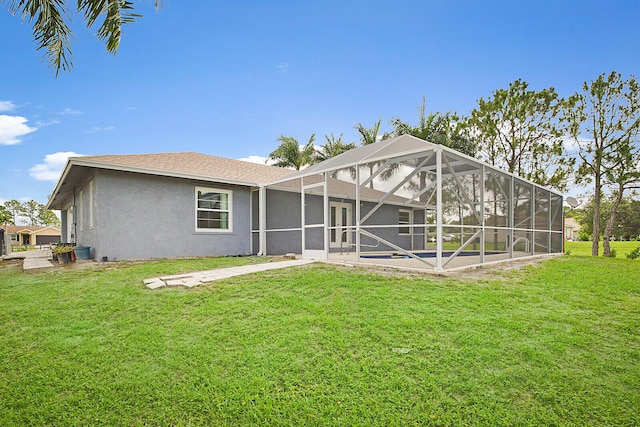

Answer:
[74,152,295,186]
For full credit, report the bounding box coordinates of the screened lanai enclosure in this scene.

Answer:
[253,135,564,271]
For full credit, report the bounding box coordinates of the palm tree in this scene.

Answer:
[314,133,356,163]
[391,98,476,157]
[267,134,316,170]
[355,119,383,146]
[2,0,161,74]
[355,119,391,188]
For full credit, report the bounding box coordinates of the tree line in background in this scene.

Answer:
[268,72,640,258]
[569,194,640,243]
[0,200,60,227]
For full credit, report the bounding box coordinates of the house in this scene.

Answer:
[0,225,61,247]
[47,135,565,270]
[46,152,295,261]
[564,217,581,241]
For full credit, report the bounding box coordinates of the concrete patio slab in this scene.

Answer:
[20,249,55,272]
[144,259,316,289]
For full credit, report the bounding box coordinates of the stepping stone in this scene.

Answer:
[145,280,165,290]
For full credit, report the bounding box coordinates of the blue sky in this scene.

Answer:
[1,0,638,205]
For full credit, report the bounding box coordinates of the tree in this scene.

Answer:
[466,79,574,191]
[578,194,640,241]
[37,205,61,226]
[3,200,24,225]
[2,0,161,74]
[0,205,13,225]
[391,98,477,157]
[563,71,640,256]
[314,133,356,163]
[616,196,640,240]
[355,119,391,188]
[21,200,42,225]
[267,134,316,170]
[1,199,59,226]
[355,119,384,147]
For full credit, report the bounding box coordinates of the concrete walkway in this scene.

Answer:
[1,249,55,272]
[144,259,316,289]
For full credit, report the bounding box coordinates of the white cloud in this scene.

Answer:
[35,118,61,127]
[59,108,81,115]
[87,126,115,134]
[29,152,84,182]
[0,115,37,145]
[238,155,275,165]
[277,62,289,72]
[0,101,16,112]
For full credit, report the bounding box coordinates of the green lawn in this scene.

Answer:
[0,255,638,426]
[565,240,640,257]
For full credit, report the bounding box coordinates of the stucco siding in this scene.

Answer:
[81,170,252,261]
[75,176,99,258]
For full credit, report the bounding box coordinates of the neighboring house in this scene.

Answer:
[0,225,61,247]
[564,217,581,241]
[47,135,564,270]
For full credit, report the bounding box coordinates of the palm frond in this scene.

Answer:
[78,0,141,53]
[4,0,73,74]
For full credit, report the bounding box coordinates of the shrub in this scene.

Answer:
[626,247,640,260]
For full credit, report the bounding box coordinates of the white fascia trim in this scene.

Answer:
[46,158,75,210]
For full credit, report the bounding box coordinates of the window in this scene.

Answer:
[10,234,18,241]
[196,187,232,232]
[399,209,412,235]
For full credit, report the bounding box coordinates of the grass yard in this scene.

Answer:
[565,240,640,257]
[0,255,638,426]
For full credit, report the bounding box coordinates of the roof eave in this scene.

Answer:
[46,158,75,210]
[48,158,264,210]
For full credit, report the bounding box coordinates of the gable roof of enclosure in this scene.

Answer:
[267,134,563,197]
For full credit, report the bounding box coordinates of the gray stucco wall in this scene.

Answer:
[73,170,252,261]
[60,209,68,244]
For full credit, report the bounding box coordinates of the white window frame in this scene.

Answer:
[195,187,233,232]
[399,209,413,235]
